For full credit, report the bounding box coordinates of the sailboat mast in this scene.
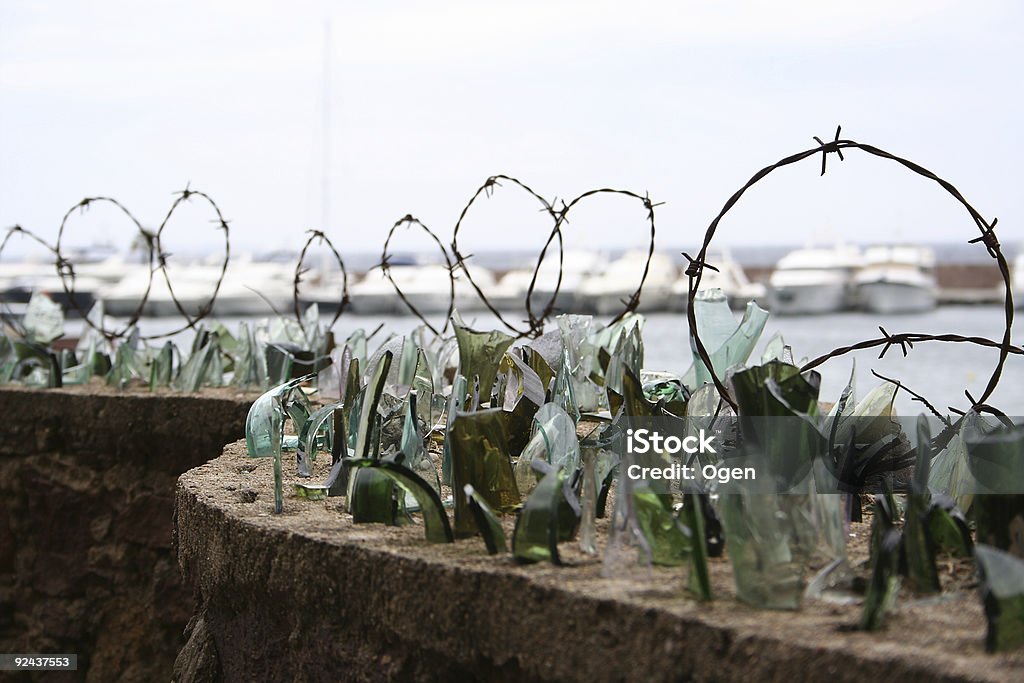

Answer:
[322,20,332,237]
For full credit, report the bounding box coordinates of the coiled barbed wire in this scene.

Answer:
[293,229,350,334]
[686,126,1019,416]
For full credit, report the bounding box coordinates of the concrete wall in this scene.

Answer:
[0,386,252,682]
[174,443,1024,683]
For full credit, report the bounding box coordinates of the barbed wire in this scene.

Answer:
[380,215,455,336]
[3,138,1016,419]
[448,175,660,337]
[293,229,350,335]
[686,125,1018,416]
[4,176,660,343]
[51,188,231,340]
[450,174,560,337]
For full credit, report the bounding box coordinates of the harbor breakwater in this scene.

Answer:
[0,386,252,681]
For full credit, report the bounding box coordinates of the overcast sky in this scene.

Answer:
[1,0,1021,260]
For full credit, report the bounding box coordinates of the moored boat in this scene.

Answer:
[768,245,862,315]
[577,250,677,315]
[854,245,937,314]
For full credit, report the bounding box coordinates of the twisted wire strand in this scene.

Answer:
[293,229,350,334]
[380,215,454,336]
[686,126,1014,416]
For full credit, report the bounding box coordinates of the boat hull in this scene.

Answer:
[770,282,850,315]
[857,281,936,314]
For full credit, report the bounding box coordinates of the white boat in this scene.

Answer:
[212,259,294,315]
[768,245,862,315]
[1,254,136,314]
[495,250,607,315]
[297,268,348,313]
[346,267,404,315]
[854,245,937,314]
[668,249,766,311]
[577,250,677,315]
[403,264,460,314]
[99,257,293,317]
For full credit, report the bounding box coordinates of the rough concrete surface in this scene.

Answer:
[0,384,253,682]
[176,442,1024,683]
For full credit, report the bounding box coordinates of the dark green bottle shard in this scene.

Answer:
[512,465,565,565]
[975,544,1024,652]
[349,459,453,543]
[449,408,520,538]
[453,323,514,406]
[465,484,507,554]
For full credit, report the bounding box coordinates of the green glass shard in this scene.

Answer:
[412,349,434,426]
[512,465,565,564]
[929,413,979,513]
[731,362,823,491]
[174,335,219,392]
[825,362,857,450]
[514,403,579,497]
[297,401,343,476]
[681,490,713,600]
[106,337,145,388]
[449,408,520,538]
[346,460,453,542]
[245,375,312,513]
[927,496,972,557]
[620,364,663,418]
[265,343,296,386]
[364,335,404,389]
[301,303,321,348]
[521,345,555,398]
[578,444,599,555]
[232,322,267,389]
[641,373,688,417]
[860,497,902,631]
[967,423,1024,496]
[397,334,420,388]
[551,346,581,422]
[204,340,224,387]
[556,314,603,412]
[499,390,541,458]
[348,466,400,525]
[721,493,817,609]
[343,355,361,411]
[967,424,1024,557]
[633,488,690,566]
[904,416,940,592]
[344,328,368,371]
[453,323,514,405]
[149,341,174,389]
[22,291,64,345]
[441,374,468,486]
[295,407,350,500]
[685,384,721,418]
[602,455,653,578]
[760,332,786,364]
[401,391,441,497]
[975,544,1024,652]
[685,294,768,389]
[317,345,345,400]
[500,351,545,410]
[353,350,393,460]
[464,484,507,554]
[0,335,17,383]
